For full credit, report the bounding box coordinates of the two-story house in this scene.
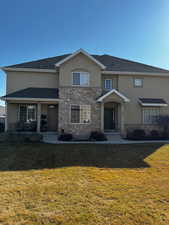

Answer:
[1,49,169,138]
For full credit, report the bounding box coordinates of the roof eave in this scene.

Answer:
[102,71,169,76]
[1,97,60,102]
[1,67,56,73]
[97,89,130,103]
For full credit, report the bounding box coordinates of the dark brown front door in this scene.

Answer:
[104,107,116,130]
[47,105,58,131]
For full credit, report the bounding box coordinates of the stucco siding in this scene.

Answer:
[118,75,169,125]
[101,74,118,90]
[7,103,18,130]
[59,53,101,87]
[6,71,59,94]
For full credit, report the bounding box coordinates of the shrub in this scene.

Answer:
[161,131,169,139]
[58,133,73,141]
[89,131,107,141]
[127,129,146,140]
[157,115,169,133]
[150,130,159,139]
[0,122,5,133]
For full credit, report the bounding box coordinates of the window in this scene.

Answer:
[71,105,91,123]
[72,72,89,86]
[134,78,143,87]
[104,79,112,90]
[143,108,160,124]
[19,105,36,122]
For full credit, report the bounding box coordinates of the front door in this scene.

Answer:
[47,105,58,131]
[104,107,116,130]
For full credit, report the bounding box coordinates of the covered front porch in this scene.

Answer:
[6,102,59,133]
[2,87,60,133]
[97,89,130,135]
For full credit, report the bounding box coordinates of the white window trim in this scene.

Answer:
[70,104,91,124]
[133,78,143,87]
[104,79,112,90]
[72,71,90,87]
[142,107,160,125]
[18,104,37,122]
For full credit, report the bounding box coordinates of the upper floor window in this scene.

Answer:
[134,78,143,87]
[104,79,112,90]
[72,72,89,86]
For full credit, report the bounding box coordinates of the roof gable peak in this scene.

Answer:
[55,48,106,69]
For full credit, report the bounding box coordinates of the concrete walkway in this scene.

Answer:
[42,133,169,145]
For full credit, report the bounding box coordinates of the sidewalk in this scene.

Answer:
[42,133,169,145]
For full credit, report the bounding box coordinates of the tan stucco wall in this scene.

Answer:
[118,75,169,125]
[7,103,18,130]
[102,94,125,104]
[102,75,118,90]
[59,53,102,87]
[6,71,59,94]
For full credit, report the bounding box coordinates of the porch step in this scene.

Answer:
[41,132,58,135]
[42,132,58,143]
[105,133,121,141]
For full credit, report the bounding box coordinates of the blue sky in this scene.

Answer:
[1,0,169,105]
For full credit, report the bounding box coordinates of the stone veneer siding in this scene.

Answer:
[58,87,102,138]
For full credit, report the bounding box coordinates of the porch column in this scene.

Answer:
[37,103,41,133]
[101,102,104,131]
[5,101,8,132]
[120,103,125,134]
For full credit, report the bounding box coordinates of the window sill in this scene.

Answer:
[72,85,89,87]
[70,123,91,125]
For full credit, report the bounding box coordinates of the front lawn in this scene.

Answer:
[0,143,169,225]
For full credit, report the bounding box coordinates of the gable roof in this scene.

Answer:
[97,89,130,103]
[2,49,169,74]
[55,49,106,69]
[2,88,59,100]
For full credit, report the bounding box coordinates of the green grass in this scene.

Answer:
[0,143,169,225]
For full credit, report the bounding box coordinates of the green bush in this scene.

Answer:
[89,131,107,141]
[127,129,146,140]
[58,133,73,141]
[150,130,159,139]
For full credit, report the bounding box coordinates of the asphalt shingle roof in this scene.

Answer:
[4,88,59,99]
[139,98,167,104]
[6,53,169,74]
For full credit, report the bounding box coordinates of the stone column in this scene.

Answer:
[5,101,8,132]
[37,103,41,133]
[101,102,104,131]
